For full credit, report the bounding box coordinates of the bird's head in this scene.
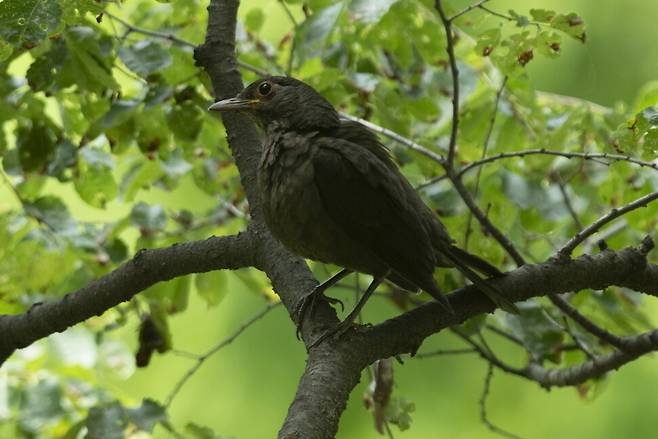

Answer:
[208,76,340,132]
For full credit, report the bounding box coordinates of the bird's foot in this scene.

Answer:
[293,286,344,340]
[308,319,356,349]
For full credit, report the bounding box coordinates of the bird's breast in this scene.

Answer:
[258,135,327,259]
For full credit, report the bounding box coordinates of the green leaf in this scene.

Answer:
[121,160,164,202]
[633,80,658,112]
[294,2,344,63]
[529,9,556,23]
[551,13,586,43]
[161,46,197,84]
[118,40,172,77]
[508,9,530,27]
[86,402,127,439]
[0,38,13,61]
[16,121,57,172]
[65,26,119,91]
[47,139,78,179]
[0,0,61,48]
[349,0,398,24]
[126,399,167,432]
[60,0,103,24]
[245,8,265,32]
[195,270,228,307]
[166,102,203,141]
[26,39,68,91]
[87,99,140,139]
[74,146,118,208]
[131,202,167,234]
[18,378,64,433]
[24,196,76,233]
[505,301,564,363]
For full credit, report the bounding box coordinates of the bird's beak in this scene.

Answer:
[208,97,260,112]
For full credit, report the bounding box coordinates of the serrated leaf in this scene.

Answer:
[65,26,119,90]
[195,270,228,307]
[551,13,586,43]
[0,0,61,48]
[118,40,172,77]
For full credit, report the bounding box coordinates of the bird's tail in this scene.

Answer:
[442,245,519,314]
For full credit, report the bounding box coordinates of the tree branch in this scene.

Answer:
[364,240,657,361]
[0,233,256,363]
[558,191,658,258]
[435,0,460,169]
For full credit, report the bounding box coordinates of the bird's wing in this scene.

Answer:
[310,134,437,287]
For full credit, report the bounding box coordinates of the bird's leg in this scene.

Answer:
[308,273,387,349]
[294,268,352,339]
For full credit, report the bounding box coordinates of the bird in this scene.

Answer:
[209,76,517,346]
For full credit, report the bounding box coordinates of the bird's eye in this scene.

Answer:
[257,81,272,97]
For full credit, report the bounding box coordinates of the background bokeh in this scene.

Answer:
[124,1,658,438]
[3,0,658,438]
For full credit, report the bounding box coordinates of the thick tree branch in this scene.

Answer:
[0,233,256,363]
[194,0,327,330]
[363,241,657,361]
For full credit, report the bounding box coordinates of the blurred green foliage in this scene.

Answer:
[0,0,657,438]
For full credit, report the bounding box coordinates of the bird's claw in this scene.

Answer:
[293,287,344,340]
[308,320,355,349]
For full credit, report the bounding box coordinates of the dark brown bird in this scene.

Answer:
[209,76,517,345]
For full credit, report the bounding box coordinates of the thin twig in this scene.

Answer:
[582,220,627,253]
[479,364,525,439]
[478,5,542,28]
[105,12,195,47]
[165,301,280,407]
[449,0,490,22]
[556,177,583,230]
[434,0,460,169]
[449,171,526,265]
[458,149,658,179]
[419,150,658,188]
[548,294,629,351]
[486,324,524,347]
[561,317,596,360]
[105,11,270,77]
[558,191,658,258]
[480,366,524,439]
[464,77,507,249]
[339,113,446,164]
[415,348,477,358]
